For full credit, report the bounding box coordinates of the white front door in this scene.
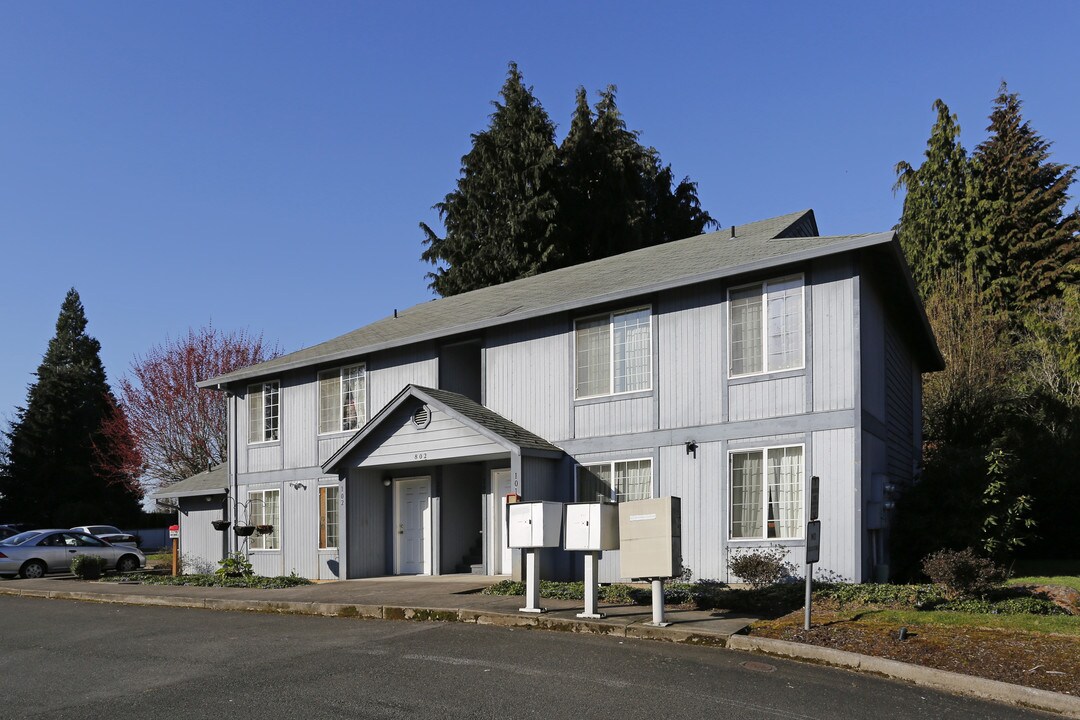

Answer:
[395,477,431,575]
[491,469,513,574]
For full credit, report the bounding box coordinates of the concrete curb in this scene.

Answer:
[728,635,1080,718]
[4,586,1076,716]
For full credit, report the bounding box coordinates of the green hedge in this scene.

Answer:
[101,572,312,589]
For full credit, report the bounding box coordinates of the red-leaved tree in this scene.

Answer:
[108,326,280,493]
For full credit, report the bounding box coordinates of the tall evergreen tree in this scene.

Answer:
[0,289,143,526]
[969,83,1080,315]
[894,99,974,298]
[556,86,713,266]
[420,63,561,296]
[421,66,714,296]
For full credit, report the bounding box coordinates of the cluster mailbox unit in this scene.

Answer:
[563,502,620,618]
[618,496,682,626]
[507,501,563,613]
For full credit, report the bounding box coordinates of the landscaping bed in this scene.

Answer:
[98,572,312,589]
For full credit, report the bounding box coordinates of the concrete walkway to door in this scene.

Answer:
[0,573,754,644]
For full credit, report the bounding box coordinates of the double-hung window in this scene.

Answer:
[319,364,366,434]
[576,459,653,503]
[319,485,339,549]
[729,275,804,376]
[247,489,280,550]
[247,381,280,443]
[575,307,652,398]
[729,446,803,540]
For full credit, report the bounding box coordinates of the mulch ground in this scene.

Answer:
[751,609,1080,695]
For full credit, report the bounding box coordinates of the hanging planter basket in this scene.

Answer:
[234,525,256,537]
[212,520,231,531]
[256,524,274,535]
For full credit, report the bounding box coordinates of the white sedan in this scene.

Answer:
[70,525,139,547]
[0,529,145,579]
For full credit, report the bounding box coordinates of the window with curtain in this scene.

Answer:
[247,489,280,550]
[319,485,339,549]
[729,276,804,376]
[729,446,803,539]
[247,381,280,443]
[575,307,651,398]
[319,364,366,434]
[576,459,652,502]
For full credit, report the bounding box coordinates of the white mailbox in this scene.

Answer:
[508,501,563,548]
[563,502,619,551]
[618,496,682,579]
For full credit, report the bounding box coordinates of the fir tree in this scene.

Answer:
[894,99,974,298]
[421,66,714,296]
[420,63,561,296]
[0,289,143,526]
[970,83,1080,315]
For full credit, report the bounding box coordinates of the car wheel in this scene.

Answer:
[19,560,47,579]
[116,555,140,573]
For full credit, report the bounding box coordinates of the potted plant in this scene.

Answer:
[212,519,231,531]
[234,524,256,537]
[256,524,274,535]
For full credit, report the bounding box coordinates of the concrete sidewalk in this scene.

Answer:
[3,575,1078,717]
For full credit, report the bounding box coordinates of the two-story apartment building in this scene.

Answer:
[160,209,942,583]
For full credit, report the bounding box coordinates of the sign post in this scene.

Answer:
[169,524,180,577]
[804,476,820,631]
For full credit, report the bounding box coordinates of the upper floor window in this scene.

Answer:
[247,381,279,443]
[729,275,804,377]
[729,445,803,540]
[319,364,366,434]
[576,458,653,503]
[575,307,651,399]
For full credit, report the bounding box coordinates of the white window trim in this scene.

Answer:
[247,488,281,551]
[727,274,805,379]
[573,305,653,400]
[247,381,280,445]
[727,443,806,541]
[318,484,340,550]
[317,363,367,436]
[576,457,654,503]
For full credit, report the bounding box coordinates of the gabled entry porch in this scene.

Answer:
[322,385,566,579]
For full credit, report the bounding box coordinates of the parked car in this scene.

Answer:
[0,529,145,579]
[70,525,139,547]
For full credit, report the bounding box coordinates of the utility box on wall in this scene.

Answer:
[508,501,563,548]
[564,502,619,552]
[618,496,682,579]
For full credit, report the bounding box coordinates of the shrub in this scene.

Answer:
[921,547,1007,599]
[728,547,796,589]
[216,551,254,578]
[180,554,215,575]
[70,555,108,580]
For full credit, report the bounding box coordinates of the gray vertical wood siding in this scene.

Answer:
[811,258,856,413]
[658,284,724,429]
[178,499,226,571]
[485,317,571,441]
[346,468,386,578]
[574,396,654,437]
[728,376,806,420]
[811,427,858,581]
[369,343,438,415]
[659,441,723,581]
[282,372,318,470]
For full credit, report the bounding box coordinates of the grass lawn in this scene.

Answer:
[809,606,1080,635]
[1009,575,1080,593]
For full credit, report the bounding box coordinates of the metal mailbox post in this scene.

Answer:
[563,502,619,618]
[507,501,563,613]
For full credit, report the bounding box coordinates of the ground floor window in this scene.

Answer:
[730,445,803,539]
[247,489,280,550]
[576,458,652,503]
[319,485,339,549]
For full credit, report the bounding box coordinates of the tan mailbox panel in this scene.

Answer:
[507,501,563,548]
[618,496,682,579]
[563,502,619,551]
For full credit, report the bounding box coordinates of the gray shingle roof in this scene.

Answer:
[200,209,901,386]
[322,385,562,473]
[153,463,228,499]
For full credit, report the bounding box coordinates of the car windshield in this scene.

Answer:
[0,530,44,546]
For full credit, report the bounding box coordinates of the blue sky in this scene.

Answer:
[1,1,1078,422]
